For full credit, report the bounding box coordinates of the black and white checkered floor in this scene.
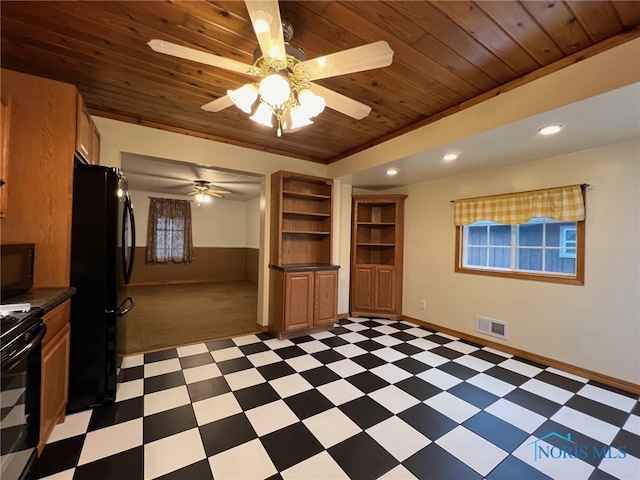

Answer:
[36,318,639,480]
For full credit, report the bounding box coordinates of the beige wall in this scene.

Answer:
[129,190,254,248]
[386,140,639,384]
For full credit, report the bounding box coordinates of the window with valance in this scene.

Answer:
[454,185,586,284]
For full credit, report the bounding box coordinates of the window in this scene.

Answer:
[146,198,194,263]
[454,185,585,285]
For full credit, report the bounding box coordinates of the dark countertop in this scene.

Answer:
[2,287,76,313]
[269,263,340,272]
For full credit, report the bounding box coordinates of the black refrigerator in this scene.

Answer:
[68,162,136,412]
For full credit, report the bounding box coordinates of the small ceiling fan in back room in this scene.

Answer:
[188,180,232,205]
[148,0,394,136]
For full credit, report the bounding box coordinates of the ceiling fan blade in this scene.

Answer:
[310,83,371,120]
[148,39,253,75]
[201,95,234,112]
[244,0,286,63]
[187,191,198,195]
[208,192,224,198]
[301,41,394,81]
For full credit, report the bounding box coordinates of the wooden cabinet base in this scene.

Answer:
[350,311,403,321]
[269,266,339,340]
[39,323,70,454]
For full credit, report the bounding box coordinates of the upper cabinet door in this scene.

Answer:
[90,123,101,165]
[0,96,9,218]
[75,94,92,163]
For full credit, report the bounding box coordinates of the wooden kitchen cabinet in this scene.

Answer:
[1,69,100,286]
[350,195,407,320]
[268,171,339,339]
[0,96,9,218]
[39,300,71,453]
[75,95,101,165]
[75,95,93,163]
[351,265,396,313]
[269,267,338,339]
[90,123,101,165]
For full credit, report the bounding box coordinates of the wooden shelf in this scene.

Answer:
[357,222,396,226]
[357,243,396,248]
[283,190,331,200]
[284,230,331,235]
[283,210,331,217]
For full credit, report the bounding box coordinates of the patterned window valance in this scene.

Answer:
[454,185,585,226]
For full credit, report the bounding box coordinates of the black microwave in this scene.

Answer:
[1,243,35,301]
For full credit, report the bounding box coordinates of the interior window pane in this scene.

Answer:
[517,248,543,271]
[489,225,511,246]
[489,247,510,268]
[465,247,487,267]
[518,223,543,247]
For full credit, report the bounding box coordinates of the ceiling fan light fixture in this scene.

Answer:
[250,102,274,127]
[259,73,291,107]
[298,88,326,118]
[228,84,259,113]
[289,105,314,129]
[195,192,211,204]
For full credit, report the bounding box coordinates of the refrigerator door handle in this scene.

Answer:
[113,296,135,317]
[122,196,136,284]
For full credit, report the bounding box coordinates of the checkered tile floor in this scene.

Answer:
[36,318,639,480]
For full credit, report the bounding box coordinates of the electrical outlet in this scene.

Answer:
[419,300,426,310]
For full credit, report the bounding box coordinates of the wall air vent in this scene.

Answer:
[476,316,508,340]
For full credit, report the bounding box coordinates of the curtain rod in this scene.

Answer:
[147,196,193,202]
[449,183,590,204]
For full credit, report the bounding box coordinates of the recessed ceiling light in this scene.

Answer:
[443,152,459,161]
[539,123,565,135]
[386,167,399,176]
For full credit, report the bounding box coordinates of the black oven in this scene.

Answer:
[0,308,45,480]
[1,244,35,301]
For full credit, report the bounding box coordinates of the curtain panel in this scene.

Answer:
[146,198,194,263]
[453,185,585,226]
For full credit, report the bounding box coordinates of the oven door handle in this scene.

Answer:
[4,324,46,369]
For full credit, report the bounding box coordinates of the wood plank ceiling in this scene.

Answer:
[2,1,639,164]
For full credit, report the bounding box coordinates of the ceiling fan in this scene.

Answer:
[188,180,232,203]
[148,0,394,136]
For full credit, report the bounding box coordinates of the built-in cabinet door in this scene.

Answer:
[0,96,9,218]
[374,266,396,312]
[90,125,101,165]
[314,269,338,326]
[352,266,374,311]
[283,272,314,332]
[75,95,92,162]
[40,323,70,453]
